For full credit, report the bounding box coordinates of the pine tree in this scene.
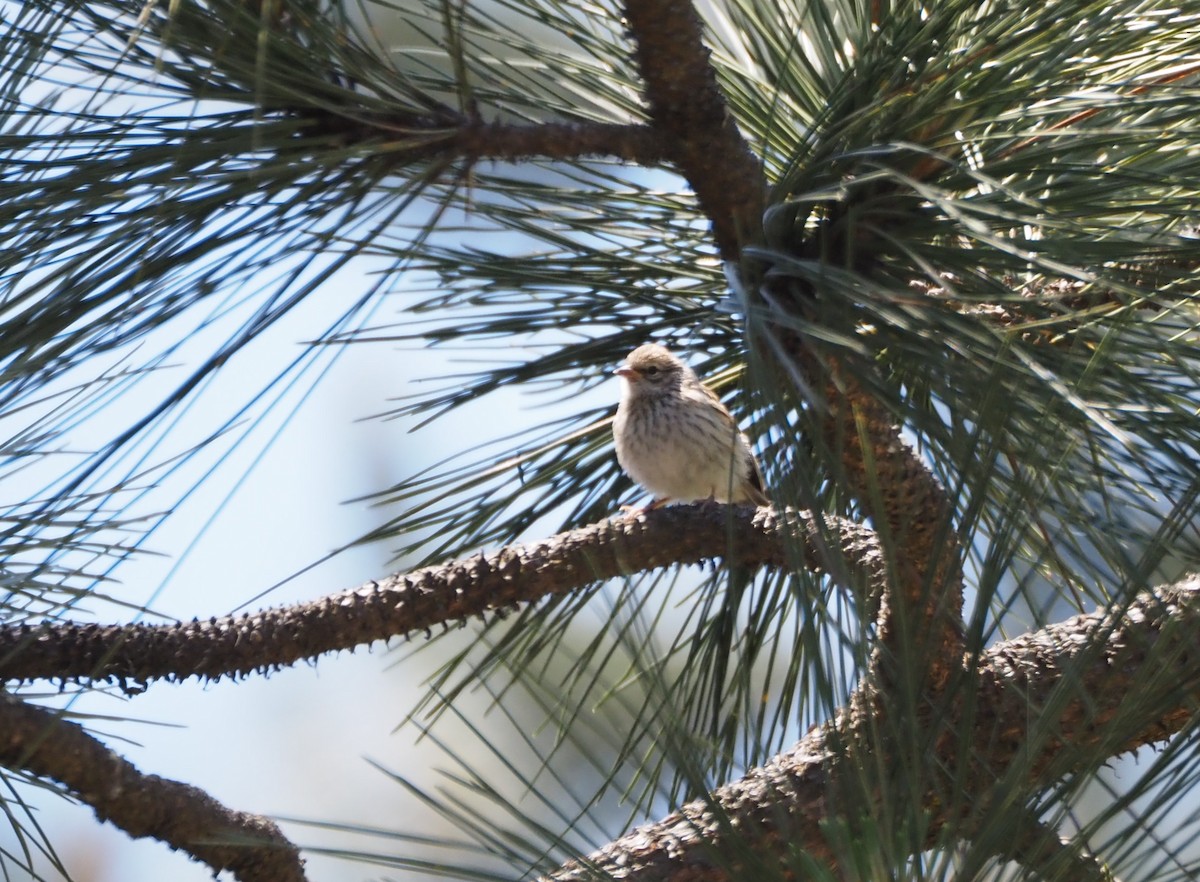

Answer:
[2,1,1200,880]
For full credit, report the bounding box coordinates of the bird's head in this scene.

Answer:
[615,344,686,399]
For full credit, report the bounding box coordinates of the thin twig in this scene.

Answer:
[308,112,669,166]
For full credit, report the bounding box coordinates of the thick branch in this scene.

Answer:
[0,695,305,882]
[757,297,965,698]
[0,505,881,685]
[543,575,1200,881]
[823,369,964,688]
[621,0,763,257]
[975,575,1200,780]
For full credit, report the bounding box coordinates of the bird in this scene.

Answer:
[613,343,769,511]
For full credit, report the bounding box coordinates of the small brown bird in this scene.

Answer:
[613,343,768,510]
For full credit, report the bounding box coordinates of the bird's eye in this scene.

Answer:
[643,366,660,377]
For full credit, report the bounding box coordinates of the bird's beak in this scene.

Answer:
[614,364,637,379]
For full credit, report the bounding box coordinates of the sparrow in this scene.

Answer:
[613,343,768,510]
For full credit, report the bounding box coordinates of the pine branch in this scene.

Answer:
[910,273,1199,333]
[0,694,305,882]
[543,575,1200,881]
[759,304,966,695]
[307,112,668,166]
[825,369,965,689]
[4,488,1200,879]
[0,505,882,685]
[996,813,1120,882]
[615,0,967,738]
[621,0,764,257]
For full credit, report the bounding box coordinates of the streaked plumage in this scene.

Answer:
[613,344,768,509]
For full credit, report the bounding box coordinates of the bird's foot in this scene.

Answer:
[620,498,670,518]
